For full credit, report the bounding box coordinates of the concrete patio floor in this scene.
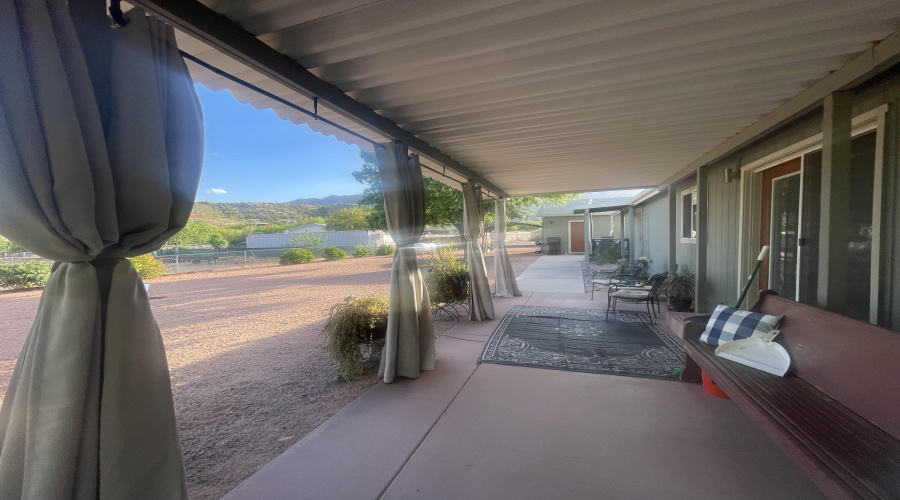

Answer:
[515,255,586,294]
[224,259,822,500]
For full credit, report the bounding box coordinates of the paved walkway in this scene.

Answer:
[516,255,585,294]
[224,292,822,500]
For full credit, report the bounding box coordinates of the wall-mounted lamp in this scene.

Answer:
[724,168,740,184]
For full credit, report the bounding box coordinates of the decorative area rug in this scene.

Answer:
[479,306,685,381]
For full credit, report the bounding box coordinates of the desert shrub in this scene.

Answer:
[375,244,395,256]
[287,230,326,256]
[324,294,389,380]
[323,246,346,261]
[128,254,167,279]
[0,262,52,289]
[352,246,370,258]
[280,248,314,265]
[424,246,469,305]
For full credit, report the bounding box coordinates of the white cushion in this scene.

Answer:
[610,290,650,299]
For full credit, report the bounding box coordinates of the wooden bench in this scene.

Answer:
[681,292,900,499]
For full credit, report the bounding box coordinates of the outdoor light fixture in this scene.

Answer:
[724,168,740,184]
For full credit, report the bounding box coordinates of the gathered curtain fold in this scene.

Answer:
[493,199,522,298]
[373,142,435,383]
[0,2,202,498]
[462,183,495,321]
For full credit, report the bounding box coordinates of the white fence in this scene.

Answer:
[246,230,393,249]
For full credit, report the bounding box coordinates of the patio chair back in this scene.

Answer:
[647,272,668,294]
[615,262,644,280]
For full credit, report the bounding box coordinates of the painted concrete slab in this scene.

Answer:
[223,295,529,500]
[516,255,586,294]
[383,363,823,500]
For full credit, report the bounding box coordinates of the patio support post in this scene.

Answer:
[696,166,710,313]
[668,184,678,274]
[620,211,627,260]
[628,207,636,260]
[584,210,591,266]
[817,91,854,311]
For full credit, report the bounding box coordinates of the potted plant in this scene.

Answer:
[424,246,469,306]
[663,269,695,312]
[636,256,651,278]
[323,294,389,380]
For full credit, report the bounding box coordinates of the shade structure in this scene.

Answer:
[374,142,435,383]
[0,2,202,498]
[462,183,495,321]
[494,199,522,298]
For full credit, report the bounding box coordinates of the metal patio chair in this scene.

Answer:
[606,271,669,322]
[590,262,644,299]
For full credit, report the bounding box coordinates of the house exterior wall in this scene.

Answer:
[692,69,900,327]
[633,192,670,274]
[541,214,622,254]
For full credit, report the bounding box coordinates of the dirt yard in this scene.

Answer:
[0,245,540,499]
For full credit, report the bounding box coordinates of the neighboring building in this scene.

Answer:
[536,198,630,255]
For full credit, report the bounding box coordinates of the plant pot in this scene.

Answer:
[668,297,693,312]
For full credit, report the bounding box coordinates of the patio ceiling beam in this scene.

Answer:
[661,28,900,186]
[129,0,508,198]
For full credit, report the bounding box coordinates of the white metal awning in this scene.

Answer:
[138,0,900,196]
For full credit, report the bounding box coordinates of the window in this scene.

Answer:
[681,188,698,242]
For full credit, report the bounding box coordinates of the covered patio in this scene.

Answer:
[224,283,821,499]
[3,1,900,499]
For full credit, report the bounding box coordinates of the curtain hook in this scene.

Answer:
[107,0,130,27]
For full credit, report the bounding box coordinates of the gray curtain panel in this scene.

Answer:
[493,199,522,298]
[373,142,435,383]
[0,2,202,498]
[462,183,495,320]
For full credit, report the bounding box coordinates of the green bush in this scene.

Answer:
[375,244,395,256]
[352,247,371,258]
[323,246,346,261]
[324,294,389,380]
[280,248,314,265]
[591,244,622,265]
[0,262,52,289]
[424,246,469,305]
[128,254,167,279]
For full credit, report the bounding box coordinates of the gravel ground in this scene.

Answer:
[0,244,540,500]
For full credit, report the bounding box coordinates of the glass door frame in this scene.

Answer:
[736,105,886,322]
[765,169,803,301]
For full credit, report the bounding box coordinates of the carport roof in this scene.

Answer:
[135,0,900,196]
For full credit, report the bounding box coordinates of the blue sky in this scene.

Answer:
[195,84,365,202]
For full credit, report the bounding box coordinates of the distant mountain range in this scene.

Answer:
[291,194,363,205]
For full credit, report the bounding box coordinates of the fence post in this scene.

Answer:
[175,254,179,274]
[244,251,247,266]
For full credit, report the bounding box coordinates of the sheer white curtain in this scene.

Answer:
[494,199,522,298]
[0,2,202,497]
[374,142,435,383]
[462,183,495,320]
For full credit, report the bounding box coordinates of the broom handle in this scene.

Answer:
[734,246,769,309]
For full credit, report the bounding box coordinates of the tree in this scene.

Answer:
[324,207,372,231]
[352,151,578,232]
[169,220,220,246]
[208,233,229,249]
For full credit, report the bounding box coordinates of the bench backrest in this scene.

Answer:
[752,292,900,439]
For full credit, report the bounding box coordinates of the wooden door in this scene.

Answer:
[570,221,585,253]
[760,157,801,293]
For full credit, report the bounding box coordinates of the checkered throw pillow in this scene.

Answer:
[699,305,782,346]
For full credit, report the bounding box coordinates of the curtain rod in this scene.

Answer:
[178,51,498,200]
[179,50,385,149]
[420,163,498,200]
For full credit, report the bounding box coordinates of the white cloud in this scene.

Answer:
[206,188,227,194]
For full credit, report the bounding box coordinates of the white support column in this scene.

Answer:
[628,207,635,261]
[817,92,854,311]
[584,211,591,267]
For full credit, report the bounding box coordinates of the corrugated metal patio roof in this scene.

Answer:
[161,0,900,196]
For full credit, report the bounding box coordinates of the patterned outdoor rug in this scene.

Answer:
[479,306,685,381]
